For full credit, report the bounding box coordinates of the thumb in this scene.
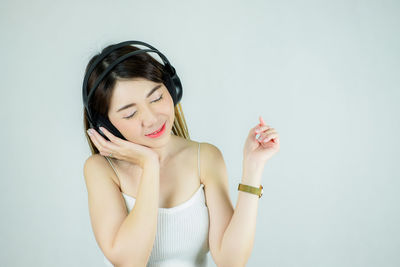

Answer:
[259,115,266,126]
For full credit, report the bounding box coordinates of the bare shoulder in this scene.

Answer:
[198,141,222,155]
[83,154,120,188]
[173,137,214,184]
[197,141,226,186]
[170,138,225,182]
[83,154,110,177]
[176,136,218,156]
[171,135,201,158]
[84,153,107,165]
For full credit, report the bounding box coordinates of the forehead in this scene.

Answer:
[111,79,161,103]
[113,78,157,96]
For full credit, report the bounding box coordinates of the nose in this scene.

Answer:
[140,104,158,127]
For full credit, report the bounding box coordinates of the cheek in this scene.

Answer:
[120,123,143,142]
[124,121,141,132]
[164,92,175,112]
[110,118,140,138]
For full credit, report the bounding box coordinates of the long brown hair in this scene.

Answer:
[82,43,190,155]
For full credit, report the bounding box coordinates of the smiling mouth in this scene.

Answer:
[146,122,166,136]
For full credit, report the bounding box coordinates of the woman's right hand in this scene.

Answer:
[87,126,159,168]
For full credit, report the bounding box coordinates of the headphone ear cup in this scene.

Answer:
[162,66,183,106]
[95,114,127,141]
[170,72,183,104]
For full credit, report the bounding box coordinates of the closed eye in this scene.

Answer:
[124,94,163,119]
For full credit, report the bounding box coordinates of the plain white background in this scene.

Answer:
[1,0,399,266]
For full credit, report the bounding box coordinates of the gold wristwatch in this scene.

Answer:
[238,183,263,198]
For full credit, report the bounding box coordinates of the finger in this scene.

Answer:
[249,119,269,139]
[258,132,274,142]
[260,133,279,143]
[90,132,115,156]
[91,128,119,152]
[99,127,122,145]
[259,116,266,126]
[258,128,275,135]
[255,125,271,134]
[99,149,114,157]
[249,125,269,141]
[275,136,280,144]
[87,129,103,151]
[257,129,277,141]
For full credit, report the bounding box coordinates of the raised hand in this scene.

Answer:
[243,115,280,167]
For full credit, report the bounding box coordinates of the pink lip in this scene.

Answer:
[145,122,166,138]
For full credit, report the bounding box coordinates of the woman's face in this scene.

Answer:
[107,78,175,146]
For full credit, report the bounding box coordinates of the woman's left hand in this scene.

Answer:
[243,115,280,167]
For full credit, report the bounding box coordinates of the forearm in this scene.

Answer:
[111,161,160,266]
[219,160,264,267]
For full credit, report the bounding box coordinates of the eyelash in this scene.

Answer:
[124,94,163,119]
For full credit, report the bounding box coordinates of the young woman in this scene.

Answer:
[82,41,280,267]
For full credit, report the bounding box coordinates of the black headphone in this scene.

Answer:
[82,40,183,141]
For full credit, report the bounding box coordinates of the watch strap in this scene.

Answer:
[238,183,263,198]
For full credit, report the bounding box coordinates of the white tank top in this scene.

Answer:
[103,143,210,267]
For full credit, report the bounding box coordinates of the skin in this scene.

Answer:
[88,77,204,206]
[106,77,183,169]
[86,77,281,265]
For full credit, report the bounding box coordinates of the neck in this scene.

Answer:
[149,134,179,166]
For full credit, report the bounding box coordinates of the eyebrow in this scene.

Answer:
[116,84,162,112]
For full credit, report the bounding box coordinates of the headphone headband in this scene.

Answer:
[82,41,176,125]
[82,40,183,141]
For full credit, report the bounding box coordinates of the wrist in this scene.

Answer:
[142,157,160,169]
[242,166,263,187]
[241,176,262,187]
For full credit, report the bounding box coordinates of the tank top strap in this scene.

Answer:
[105,156,120,180]
[198,143,201,180]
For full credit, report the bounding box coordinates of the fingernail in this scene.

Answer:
[87,129,93,136]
